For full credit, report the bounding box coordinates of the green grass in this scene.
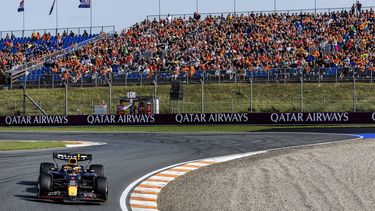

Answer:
[0,141,67,151]
[1,124,374,133]
[1,83,375,115]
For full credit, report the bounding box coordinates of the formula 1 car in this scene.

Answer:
[37,152,108,203]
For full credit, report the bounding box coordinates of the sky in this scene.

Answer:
[0,0,374,34]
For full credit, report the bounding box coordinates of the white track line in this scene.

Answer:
[65,141,106,148]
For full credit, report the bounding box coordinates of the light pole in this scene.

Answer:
[234,0,236,15]
[56,0,59,36]
[196,0,198,13]
[158,0,161,20]
[274,0,276,13]
[315,0,317,14]
[90,0,93,34]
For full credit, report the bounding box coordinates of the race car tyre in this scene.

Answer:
[39,173,52,194]
[40,162,54,174]
[90,164,104,176]
[95,176,108,200]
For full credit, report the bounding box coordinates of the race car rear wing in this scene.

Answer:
[53,152,92,161]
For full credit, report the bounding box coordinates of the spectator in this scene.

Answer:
[194,12,201,20]
[69,30,75,37]
[351,4,356,14]
[82,30,88,37]
[167,14,172,23]
[356,1,362,16]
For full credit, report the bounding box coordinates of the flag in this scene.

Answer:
[78,0,91,8]
[49,0,56,15]
[18,0,24,12]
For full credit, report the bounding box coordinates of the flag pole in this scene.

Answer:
[158,0,161,20]
[56,0,58,36]
[22,7,25,37]
[90,0,93,34]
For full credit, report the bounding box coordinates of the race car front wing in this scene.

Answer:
[38,190,106,203]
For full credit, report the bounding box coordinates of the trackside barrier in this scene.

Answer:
[1,112,375,126]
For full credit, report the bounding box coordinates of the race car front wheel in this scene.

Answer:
[38,173,52,196]
[95,176,108,200]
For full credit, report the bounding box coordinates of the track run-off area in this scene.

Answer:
[0,129,370,211]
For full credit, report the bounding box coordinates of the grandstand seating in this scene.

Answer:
[3,8,375,86]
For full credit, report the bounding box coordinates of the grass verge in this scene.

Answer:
[2,83,375,115]
[0,141,67,151]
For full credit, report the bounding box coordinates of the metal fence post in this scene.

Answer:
[284,68,287,84]
[153,76,158,100]
[200,78,204,113]
[335,68,338,84]
[218,70,221,84]
[300,70,304,112]
[249,78,253,112]
[125,73,128,86]
[231,98,234,112]
[10,73,13,90]
[64,82,68,115]
[371,70,373,83]
[38,74,41,89]
[318,68,321,84]
[22,85,26,115]
[292,97,295,111]
[108,80,112,114]
[353,70,356,112]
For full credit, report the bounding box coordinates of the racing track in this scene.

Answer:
[0,130,366,211]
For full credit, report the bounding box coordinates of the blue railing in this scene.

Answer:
[0,25,115,39]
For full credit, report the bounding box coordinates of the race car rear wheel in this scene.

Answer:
[90,164,104,176]
[40,162,54,174]
[95,176,108,200]
[38,173,52,195]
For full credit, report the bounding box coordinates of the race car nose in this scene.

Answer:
[68,186,78,197]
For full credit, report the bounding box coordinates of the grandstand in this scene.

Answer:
[0,5,374,89]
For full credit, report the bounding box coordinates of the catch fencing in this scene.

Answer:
[1,69,375,116]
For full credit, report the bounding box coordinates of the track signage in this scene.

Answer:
[0,112,375,126]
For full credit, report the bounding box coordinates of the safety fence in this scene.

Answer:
[2,81,375,116]
[9,67,375,89]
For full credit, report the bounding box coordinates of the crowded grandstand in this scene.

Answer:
[0,3,374,87]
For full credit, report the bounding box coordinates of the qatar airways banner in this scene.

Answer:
[1,112,375,126]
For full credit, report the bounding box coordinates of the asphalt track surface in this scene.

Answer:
[0,130,365,211]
